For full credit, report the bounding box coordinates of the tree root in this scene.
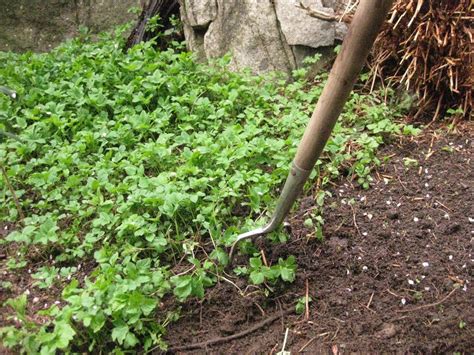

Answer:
[167,307,295,352]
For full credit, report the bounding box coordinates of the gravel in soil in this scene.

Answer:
[163,125,473,353]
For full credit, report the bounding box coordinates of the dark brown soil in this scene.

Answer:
[163,124,474,353]
[1,125,472,354]
[0,238,95,328]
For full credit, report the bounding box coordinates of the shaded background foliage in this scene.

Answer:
[127,0,472,121]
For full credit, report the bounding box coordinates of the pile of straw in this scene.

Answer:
[371,0,472,120]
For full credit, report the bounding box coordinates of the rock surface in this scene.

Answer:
[180,0,348,75]
[180,0,217,28]
[1,0,348,76]
[203,0,295,73]
[275,0,335,48]
[0,0,140,52]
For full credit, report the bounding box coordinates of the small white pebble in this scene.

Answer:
[33,297,39,303]
[360,196,366,202]
[449,255,453,260]
[397,203,402,207]
[54,301,60,305]
[401,298,406,305]
[362,232,368,236]
[11,92,16,99]
[362,266,368,271]
[424,183,429,188]
[386,200,392,205]
[444,213,450,220]
[408,279,415,285]
[414,217,419,222]
[422,262,429,267]
[44,303,48,308]
[28,269,31,274]
[367,213,373,220]
[358,256,362,260]
[346,269,350,275]
[3,225,7,230]
[424,287,430,291]
[426,194,430,198]
[346,288,352,292]
[469,217,474,224]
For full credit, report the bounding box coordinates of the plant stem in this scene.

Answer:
[0,163,24,222]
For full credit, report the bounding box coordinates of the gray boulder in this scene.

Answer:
[203,0,296,73]
[275,0,335,48]
[180,0,217,28]
[180,0,348,75]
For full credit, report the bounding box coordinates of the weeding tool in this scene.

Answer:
[229,0,395,263]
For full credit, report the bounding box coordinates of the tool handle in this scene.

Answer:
[294,0,394,171]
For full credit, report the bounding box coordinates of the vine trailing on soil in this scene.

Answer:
[0,24,419,352]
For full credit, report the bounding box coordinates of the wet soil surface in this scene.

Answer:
[164,126,473,353]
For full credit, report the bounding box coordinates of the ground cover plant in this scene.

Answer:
[0,26,419,352]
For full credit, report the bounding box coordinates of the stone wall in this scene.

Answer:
[0,0,141,52]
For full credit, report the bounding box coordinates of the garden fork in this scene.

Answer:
[229,0,394,263]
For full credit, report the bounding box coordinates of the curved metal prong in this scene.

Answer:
[228,227,267,264]
[228,162,311,266]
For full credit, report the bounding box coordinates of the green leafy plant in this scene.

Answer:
[295,295,312,315]
[248,256,297,285]
[0,20,418,352]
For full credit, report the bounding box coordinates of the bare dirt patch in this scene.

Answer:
[163,124,473,353]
